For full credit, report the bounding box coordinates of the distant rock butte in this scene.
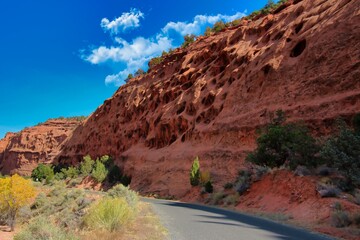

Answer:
[1,0,359,199]
[0,119,82,175]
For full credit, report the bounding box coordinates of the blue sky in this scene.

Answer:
[0,0,270,138]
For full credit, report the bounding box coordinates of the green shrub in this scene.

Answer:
[331,211,352,228]
[14,217,78,240]
[234,170,251,194]
[134,69,145,77]
[204,181,214,193]
[31,184,92,230]
[61,167,79,179]
[209,192,226,205]
[204,26,212,36]
[190,156,201,186]
[223,182,234,189]
[320,126,360,188]
[212,21,226,33]
[182,34,196,48]
[31,164,54,183]
[107,184,139,210]
[83,197,134,232]
[91,160,108,183]
[148,56,164,68]
[247,110,319,170]
[223,193,239,206]
[80,155,95,176]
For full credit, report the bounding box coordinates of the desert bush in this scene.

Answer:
[0,174,36,231]
[247,110,319,170]
[209,191,226,205]
[31,164,54,183]
[107,184,139,210]
[294,166,311,176]
[14,217,78,240]
[320,126,360,188]
[317,183,340,198]
[31,184,92,230]
[223,182,234,189]
[134,69,145,77]
[353,192,360,205]
[190,156,201,186]
[212,21,226,33]
[91,160,108,183]
[200,171,211,185]
[353,213,360,227]
[80,155,95,176]
[69,177,83,187]
[148,56,164,68]
[234,170,251,195]
[331,211,352,228]
[83,197,134,232]
[182,34,196,48]
[204,26,212,36]
[223,193,239,206]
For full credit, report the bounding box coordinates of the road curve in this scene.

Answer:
[143,198,334,240]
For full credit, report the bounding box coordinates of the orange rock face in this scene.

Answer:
[0,119,81,175]
[55,0,360,197]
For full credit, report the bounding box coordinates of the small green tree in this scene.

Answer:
[212,21,226,33]
[91,160,108,183]
[31,164,54,183]
[320,126,360,188]
[247,110,319,170]
[182,34,196,48]
[190,156,201,186]
[204,26,212,36]
[61,166,79,179]
[134,69,145,77]
[80,155,95,176]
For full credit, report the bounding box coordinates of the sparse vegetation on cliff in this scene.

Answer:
[247,110,320,170]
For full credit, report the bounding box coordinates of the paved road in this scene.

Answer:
[143,198,334,240]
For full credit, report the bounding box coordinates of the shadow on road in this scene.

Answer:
[157,201,333,240]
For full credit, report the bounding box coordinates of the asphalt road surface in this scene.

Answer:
[143,198,334,240]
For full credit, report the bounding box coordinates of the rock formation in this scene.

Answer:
[0,119,82,175]
[1,0,359,199]
[55,0,360,197]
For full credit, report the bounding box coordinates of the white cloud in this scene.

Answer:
[101,9,144,34]
[85,35,173,85]
[85,11,247,85]
[162,12,246,36]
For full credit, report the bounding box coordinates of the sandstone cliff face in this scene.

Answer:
[0,119,81,175]
[58,0,360,197]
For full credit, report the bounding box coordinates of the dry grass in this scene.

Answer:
[80,202,168,240]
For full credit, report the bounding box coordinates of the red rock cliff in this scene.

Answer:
[12,0,360,197]
[0,119,82,175]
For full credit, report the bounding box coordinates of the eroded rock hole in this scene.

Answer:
[290,39,306,58]
[295,22,304,34]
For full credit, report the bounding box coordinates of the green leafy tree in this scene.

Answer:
[31,164,54,183]
[190,156,201,186]
[61,166,79,179]
[80,155,95,176]
[247,110,319,170]
[91,160,108,183]
[204,26,212,36]
[320,126,360,188]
